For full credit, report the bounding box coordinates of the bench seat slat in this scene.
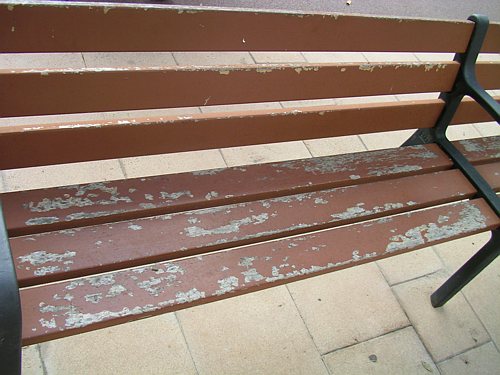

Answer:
[2,62,499,117]
[13,168,486,287]
[19,198,499,345]
[0,96,498,170]
[3,137,499,237]
[1,3,499,53]
[0,144,457,235]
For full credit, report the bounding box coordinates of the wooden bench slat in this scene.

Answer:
[0,144,455,236]
[1,3,499,53]
[13,168,484,287]
[19,198,499,345]
[1,96,498,170]
[3,137,499,237]
[1,62,499,118]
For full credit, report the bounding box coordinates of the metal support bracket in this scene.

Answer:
[421,15,500,307]
[432,14,500,216]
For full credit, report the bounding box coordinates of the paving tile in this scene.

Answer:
[360,129,416,150]
[335,94,398,106]
[323,327,438,375]
[474,121,500,137]
[82,52,176,67]
[302,52,367,63]
[434,233,500,347]
[287,263,409,353]
[377,246,443,286]
[200,102,282,113]
[414,53,455,62]
[395,93,440,101]
[362,52,419,62]
[433,232,490,277]
[280,98,337,108]
[0,53,85,69]
[41,314,197,375]
[124,106,201,118]
[177,286,329,375]
[477,53,500,61]
[0,171,6,193]
[221,141,311,166]
[2,160,125,192]
[446,124,482,141]
[250,52,306,63]
[304,135,367,157]
[173,52,254,65]
[22,345,44,375]
[438,342,500,375]
[392,270,489,362]
[121,149,226,178]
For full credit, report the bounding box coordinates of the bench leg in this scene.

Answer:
[431,229,500,307]
[0,204,22,375]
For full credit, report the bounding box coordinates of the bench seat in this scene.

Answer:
[7,136,499,345]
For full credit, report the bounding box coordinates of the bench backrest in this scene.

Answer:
[0,1,499,170]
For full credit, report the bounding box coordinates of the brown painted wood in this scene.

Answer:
[1,96,498,170]
[12,169,482,287]
[2,3,499,53]
[477,162,500,188]
[0,62,463,117]
[19,198,499,345]
[1,62,499,118]
[0,143,453,236]
[3,137,499,237]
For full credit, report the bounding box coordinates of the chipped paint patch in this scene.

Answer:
[160,191,194,201]
[368,165,422,177]
[34,266,61,276]
[238,256,256,268]
[242,268,265,283]
[214,276,239,295]
[26,216,59,226]
[205,191,219,200]
[184,213,269,237]
[128,224,143,231]
[18,250,76,266]
[385,202,487,253]
[192,168,224,176]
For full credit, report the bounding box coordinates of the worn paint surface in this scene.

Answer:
[12,168,484,287]
[3,141,461,236]
[4,137,500,239]
[3,2,498,57]
[19,198,498,345]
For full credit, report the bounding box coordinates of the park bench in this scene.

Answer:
[1,2,499,373]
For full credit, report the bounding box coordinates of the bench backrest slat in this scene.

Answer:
[1,2,499,53]
[1,62,499,118]
[0,97,497,169]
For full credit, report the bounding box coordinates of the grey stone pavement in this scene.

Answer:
[1,2,499,375]
[74,0,500,21]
